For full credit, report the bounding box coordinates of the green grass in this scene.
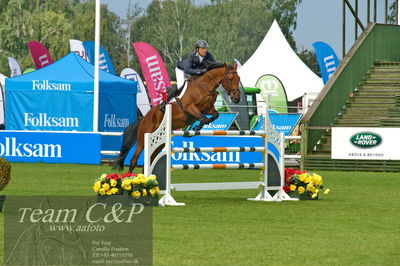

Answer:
[1,163,400,265]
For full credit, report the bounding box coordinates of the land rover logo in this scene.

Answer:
[350,132,382,148]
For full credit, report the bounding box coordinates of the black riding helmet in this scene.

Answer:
[195,40,208,49]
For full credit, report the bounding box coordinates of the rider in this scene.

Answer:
[160,40,215,111]
[183,39,215,76]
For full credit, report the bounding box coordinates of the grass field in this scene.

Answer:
[1,162,399,265]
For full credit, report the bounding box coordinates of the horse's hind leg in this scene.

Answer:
[129,144,143,173]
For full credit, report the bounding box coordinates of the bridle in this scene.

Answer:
[194,66,240,97]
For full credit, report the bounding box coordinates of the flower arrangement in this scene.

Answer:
[284,168,330,200]
[93,172,160,199]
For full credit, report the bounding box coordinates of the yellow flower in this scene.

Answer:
[307,183,315,192]
[323,189,330,195]
[311,193,318,199]
[132,177,141,186]
[124,184,132,191]
[110,188,119,195]
[299,173,308,182]
[106,190,113,195]
[149,188,156,196]
[304,177,311,184]
[99,188,106,195]
[149,175,156,180]
[290,184,297,191]
[102,183,110,191]
[297,186,305,194]
[155,187,160,195]
[110,179,117,187]
[142,189,148,197]
[93,181,101,192]
[132,191,141,198]
[100,174,107,179]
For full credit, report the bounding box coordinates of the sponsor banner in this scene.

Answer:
[251,114,302,136]
[69,39,89,61]
[7,57,22,77]
[5,196,152,265]
[83,41,116,75]
[331,127,400,160]
[6,91,93,131]
[0,131,100,164]
[133,42,171,106]
[27,41,53,69]
[120,68,151,116]
[312,41,339,84]
[255,74,288,114]
[124,136,280,166]
[189,113,237,131]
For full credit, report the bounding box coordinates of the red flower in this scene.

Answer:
[284,168,308,184]
[121,172,137,179]
[106,173,120,180]
[283,185,290,193]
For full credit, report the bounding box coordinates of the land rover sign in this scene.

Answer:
[332,127,400,160]
[350,132,382,148]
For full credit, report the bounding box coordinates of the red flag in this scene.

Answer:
[132,42,171,106]
[27,41,53,69]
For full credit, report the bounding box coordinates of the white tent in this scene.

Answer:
[238,20,323,103]
[0,73,6,125]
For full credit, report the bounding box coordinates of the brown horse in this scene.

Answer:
[113,62,241,173]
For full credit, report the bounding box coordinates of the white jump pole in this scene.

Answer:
[93,0,101,132]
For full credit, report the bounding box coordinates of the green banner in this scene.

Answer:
[255,74,288,113]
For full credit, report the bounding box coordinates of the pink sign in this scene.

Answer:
[27,41,53,69]
[133,42,171,106]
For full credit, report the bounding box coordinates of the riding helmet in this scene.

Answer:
[195,40,208,49]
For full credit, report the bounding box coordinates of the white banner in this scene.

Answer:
[69,39,89,61]
[331,127,400,160]
[120,68,151,116]
[7,57,21,77]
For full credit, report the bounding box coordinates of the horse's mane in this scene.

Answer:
[205,61,226,70]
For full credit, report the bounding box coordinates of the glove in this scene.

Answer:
[196,69,207,75]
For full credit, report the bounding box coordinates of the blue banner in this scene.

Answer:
[0,131,100,164]
[252,114,302,136]
[83,41,116,75]
[189,113,237,131]
[312,41,339,84]
[124,136,280,166]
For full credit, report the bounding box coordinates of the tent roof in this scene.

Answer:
[238,20,323,101]
[6,52,136,93]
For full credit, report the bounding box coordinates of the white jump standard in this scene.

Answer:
[144,104,298,206]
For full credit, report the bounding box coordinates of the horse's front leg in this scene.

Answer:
[193,106,219,131]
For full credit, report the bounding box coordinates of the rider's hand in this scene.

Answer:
[196,69,206,75]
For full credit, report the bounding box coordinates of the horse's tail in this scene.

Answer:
[112,117,143,171]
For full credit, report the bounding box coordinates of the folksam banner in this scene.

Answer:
[189,113,238,130]
[27,41,53,69]
[0,131,100,164]
[83,41,116,75]
[120,68,151,116]
[252,113,302,136]
[133,42,171,106]
[312,41,339,84]
[7,57,21,77]
[69,39,89,61]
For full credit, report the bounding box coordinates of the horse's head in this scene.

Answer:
[220,62,241,103]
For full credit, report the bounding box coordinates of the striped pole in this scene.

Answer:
[172,163,264,170]
[172,147,265,153]
[172,130,266,137]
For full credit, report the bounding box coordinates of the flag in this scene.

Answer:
[69,39,89,61]
[7,57,21,77]
[312,41,340,84]
[132,42,171,106]
[120,68,151,116]
[83,41,116,75]
[27,41,53,69]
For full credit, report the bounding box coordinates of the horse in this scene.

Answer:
[113,61,241,173]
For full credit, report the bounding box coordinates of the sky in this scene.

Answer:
[102,0,395,59]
